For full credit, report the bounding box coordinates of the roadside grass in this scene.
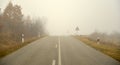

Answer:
[75,36,120,62]
[0,37,41,58]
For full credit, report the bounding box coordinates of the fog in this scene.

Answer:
[0,0,120,35]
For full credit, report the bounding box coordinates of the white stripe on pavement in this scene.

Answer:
[52,60,56,65]
[56,44,57,48]
[58,37,61,65]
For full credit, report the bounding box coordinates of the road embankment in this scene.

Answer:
[0,37,43,58]
[75,36,120,62]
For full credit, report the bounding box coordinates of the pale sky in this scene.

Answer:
[0,0,120,35]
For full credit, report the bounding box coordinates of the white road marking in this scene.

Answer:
[56,44,57,48]
[52,60,56,65]
[58,37,61,65]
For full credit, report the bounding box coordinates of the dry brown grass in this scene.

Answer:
[75,36,120,62]
[0,37,40,58]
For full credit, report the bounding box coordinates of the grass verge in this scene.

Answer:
[75,36,120,62]
[0,37,42,58]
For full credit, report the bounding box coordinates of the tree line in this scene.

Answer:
[0,1,46,44]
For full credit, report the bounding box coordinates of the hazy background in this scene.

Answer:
[0,0,120,35]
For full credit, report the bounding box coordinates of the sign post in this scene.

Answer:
[97,37,100,44]
[75,26,79,35]
[22,34,24,43]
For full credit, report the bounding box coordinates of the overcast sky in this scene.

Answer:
[0,0,120,35]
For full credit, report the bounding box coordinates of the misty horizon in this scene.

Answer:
[0,0,120,35]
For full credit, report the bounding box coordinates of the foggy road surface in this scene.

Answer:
[0,36,120,65]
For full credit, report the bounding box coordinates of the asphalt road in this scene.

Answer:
[0,36,120,65]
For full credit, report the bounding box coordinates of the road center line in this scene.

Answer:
[52,60,56,65]
[56,44,57,48]
[58,37,61,65]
